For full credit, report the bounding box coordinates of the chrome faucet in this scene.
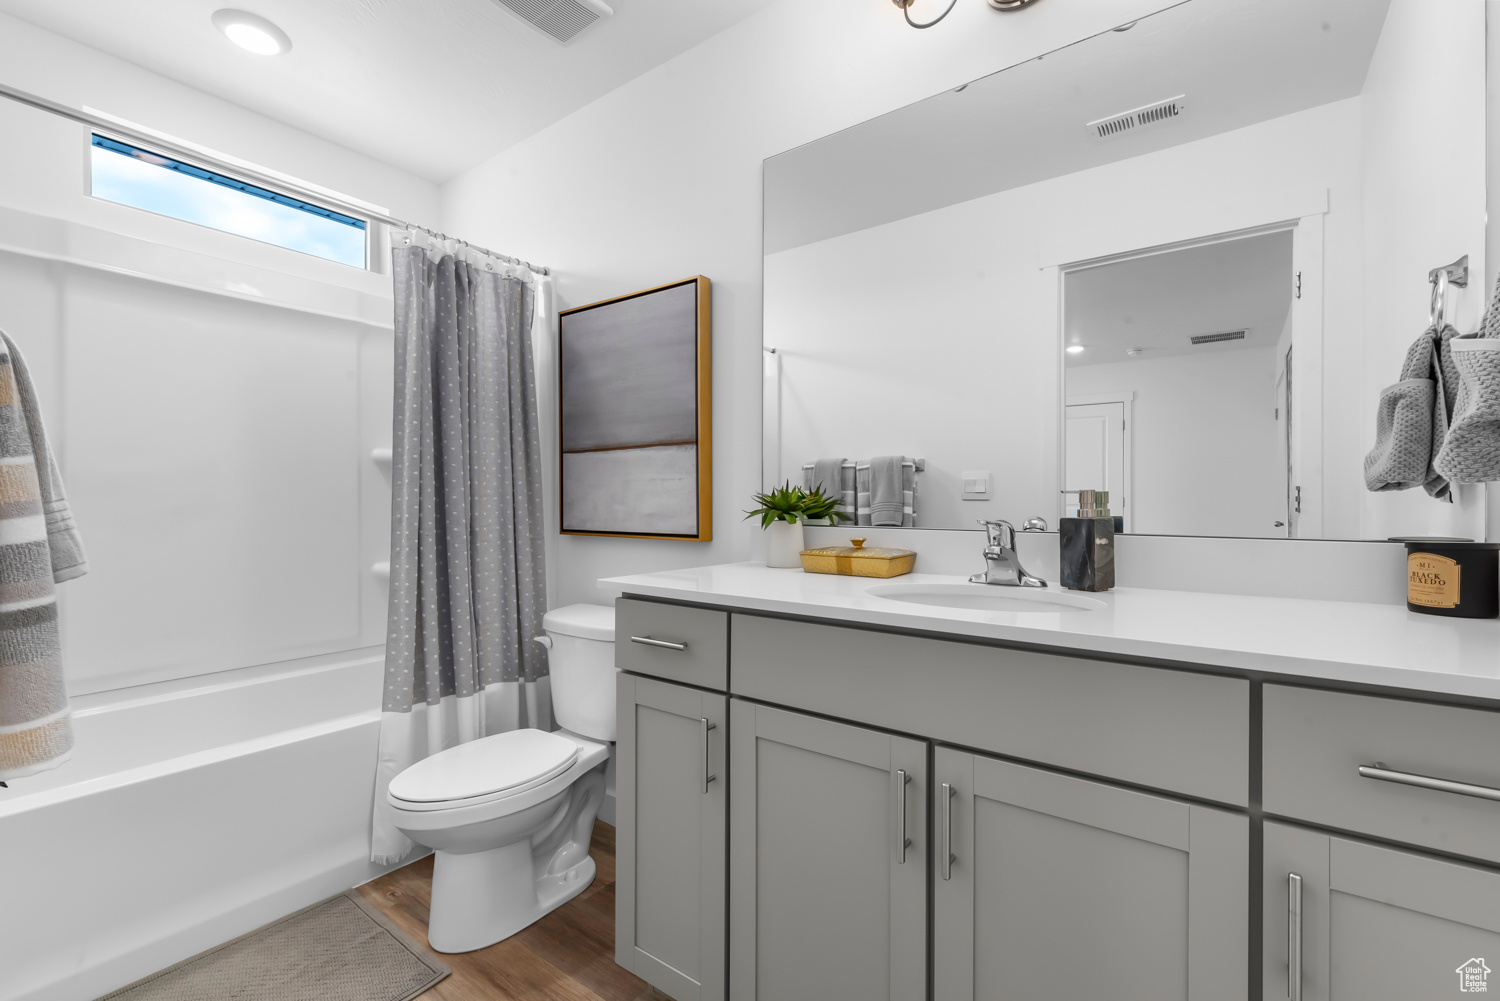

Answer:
[969,519,1047,587]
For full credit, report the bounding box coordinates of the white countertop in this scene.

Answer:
[602,563,1500,702]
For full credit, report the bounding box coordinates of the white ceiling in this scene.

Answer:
[1064,230,1294,368]
[765,0,1391,253]
[0,0,778,182]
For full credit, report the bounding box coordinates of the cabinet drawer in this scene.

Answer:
[731,614,1249,806]
[1264,685,1500,865]
[616,598,728,691]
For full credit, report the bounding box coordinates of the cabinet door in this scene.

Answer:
[1264,822,1500,1001]
[616,674,727,1001]
[935,747,1247,1001]
[729,700,927,1001]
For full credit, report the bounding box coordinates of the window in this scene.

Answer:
[89,135,368,268]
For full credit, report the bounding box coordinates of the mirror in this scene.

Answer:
[762,0,1488,540]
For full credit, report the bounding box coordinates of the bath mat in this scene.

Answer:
[98,892,449,1001]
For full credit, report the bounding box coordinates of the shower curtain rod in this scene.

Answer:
[0,80,550,276]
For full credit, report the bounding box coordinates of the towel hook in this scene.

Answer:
[1428,255,1469,330]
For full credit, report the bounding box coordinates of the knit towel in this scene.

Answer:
[1364,325,1457,498]
[0,331,86,780]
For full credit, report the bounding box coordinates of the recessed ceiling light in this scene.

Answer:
[1065,345,1086,354]
[211,9,292,56]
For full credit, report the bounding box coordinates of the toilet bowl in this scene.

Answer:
[387,603,618,953]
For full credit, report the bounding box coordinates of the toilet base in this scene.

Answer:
[427,843,597,954]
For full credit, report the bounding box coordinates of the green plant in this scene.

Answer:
[799,486,851,525]
[744,483,851,528]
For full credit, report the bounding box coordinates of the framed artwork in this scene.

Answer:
[559,276,712,540]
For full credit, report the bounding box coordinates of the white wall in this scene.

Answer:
[764,98,1358,531]
[1069,348,1284,537]
[441,0,1182,605]
[1353,0,1488,542]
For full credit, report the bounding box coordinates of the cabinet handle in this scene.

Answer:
[630,635,687,651]
[700,718,717,794]
[1287,872,1303,1001]
[941,782,956,881]
[1357,762,1500,803]
[895,769,912,863]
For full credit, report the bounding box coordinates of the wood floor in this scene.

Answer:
[357,823,667,1001]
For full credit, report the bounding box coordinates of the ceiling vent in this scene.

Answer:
[1190,330,1246,346]
[1086,95,1187,142]
[491,0,613,43]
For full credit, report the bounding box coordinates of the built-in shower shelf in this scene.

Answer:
[372,561,390,580]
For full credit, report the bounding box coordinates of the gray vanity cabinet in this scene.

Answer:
[615,673,727,1001]
[1262,821,1500,1001]
[934,747,1248,1001]
[728,699,928,1001]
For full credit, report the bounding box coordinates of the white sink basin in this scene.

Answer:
[866,582,1106,614]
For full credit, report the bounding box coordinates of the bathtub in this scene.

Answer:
[0,651,392,1001]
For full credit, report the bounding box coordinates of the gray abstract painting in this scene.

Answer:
[560,278,709,538]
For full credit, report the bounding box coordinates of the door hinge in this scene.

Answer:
[1294,485,1302,513]
[1295,272,1302,299]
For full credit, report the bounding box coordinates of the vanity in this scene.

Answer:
[607,565,1500,1001]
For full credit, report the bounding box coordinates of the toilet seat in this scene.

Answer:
[389,728,580,807]
[387,729,610,827]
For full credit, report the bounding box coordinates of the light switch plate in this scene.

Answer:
[961,471,990,500]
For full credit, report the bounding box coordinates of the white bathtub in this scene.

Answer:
[0,652,392,1001]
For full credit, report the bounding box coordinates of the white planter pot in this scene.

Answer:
[764,520,805,569]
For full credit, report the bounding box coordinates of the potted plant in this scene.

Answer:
[746,483,849,568]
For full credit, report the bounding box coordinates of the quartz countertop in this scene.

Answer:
[602,563,1500,702]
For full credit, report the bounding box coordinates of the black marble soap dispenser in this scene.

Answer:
[1060,489,1115,592]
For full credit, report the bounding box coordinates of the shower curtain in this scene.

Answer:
[371,230,552,864]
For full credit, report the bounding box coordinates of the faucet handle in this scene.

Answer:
[976,518,1015,549]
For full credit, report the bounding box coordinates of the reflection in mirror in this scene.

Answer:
[763,0,1488,540]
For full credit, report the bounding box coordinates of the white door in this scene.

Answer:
[1064,401,1127,529]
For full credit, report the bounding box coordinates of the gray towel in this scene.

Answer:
[868,455,906,527]
[0,330,87,780]
[1364,325,1456,499]
[811,457,846,513]
[1434,276,1500,483]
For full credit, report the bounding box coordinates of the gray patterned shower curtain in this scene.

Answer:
[371,231,551,864]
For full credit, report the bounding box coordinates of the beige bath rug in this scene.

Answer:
[99,891,449,1001]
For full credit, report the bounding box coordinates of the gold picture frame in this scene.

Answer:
[558,276,711,540]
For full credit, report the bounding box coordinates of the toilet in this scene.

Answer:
[387,603,617,953]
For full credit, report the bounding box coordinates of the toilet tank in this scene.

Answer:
[541,603,618,741]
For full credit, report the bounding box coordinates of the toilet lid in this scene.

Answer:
[388,728,580,804]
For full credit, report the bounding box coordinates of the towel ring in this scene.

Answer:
[1430,270,1449,329]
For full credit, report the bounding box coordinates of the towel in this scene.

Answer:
[810,458,852,521]
[0,331,86,780]
[1434,278,1500,483]
[868,455,906,527]
[1364,325,1457,498]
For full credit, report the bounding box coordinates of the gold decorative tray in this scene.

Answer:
[800,537,916,578]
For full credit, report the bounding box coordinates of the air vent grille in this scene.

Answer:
[1087,95,1187,142]
[491,0,613,43]
[1190,330,1246,346]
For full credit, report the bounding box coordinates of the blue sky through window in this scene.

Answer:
[89,136,367,268]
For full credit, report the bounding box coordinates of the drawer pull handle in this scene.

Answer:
[941,782,956,881]
[1357,762,1500,803]
[630,635,687,652]
[1287,872,1303,1001]
[895,769,912,863]
[701,718,717,794]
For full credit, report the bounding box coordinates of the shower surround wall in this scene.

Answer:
[0,12,438,1000]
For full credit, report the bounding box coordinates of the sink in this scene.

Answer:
[866,582,1106,614]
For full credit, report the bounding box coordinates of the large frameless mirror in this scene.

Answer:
[763,0,1488,540]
